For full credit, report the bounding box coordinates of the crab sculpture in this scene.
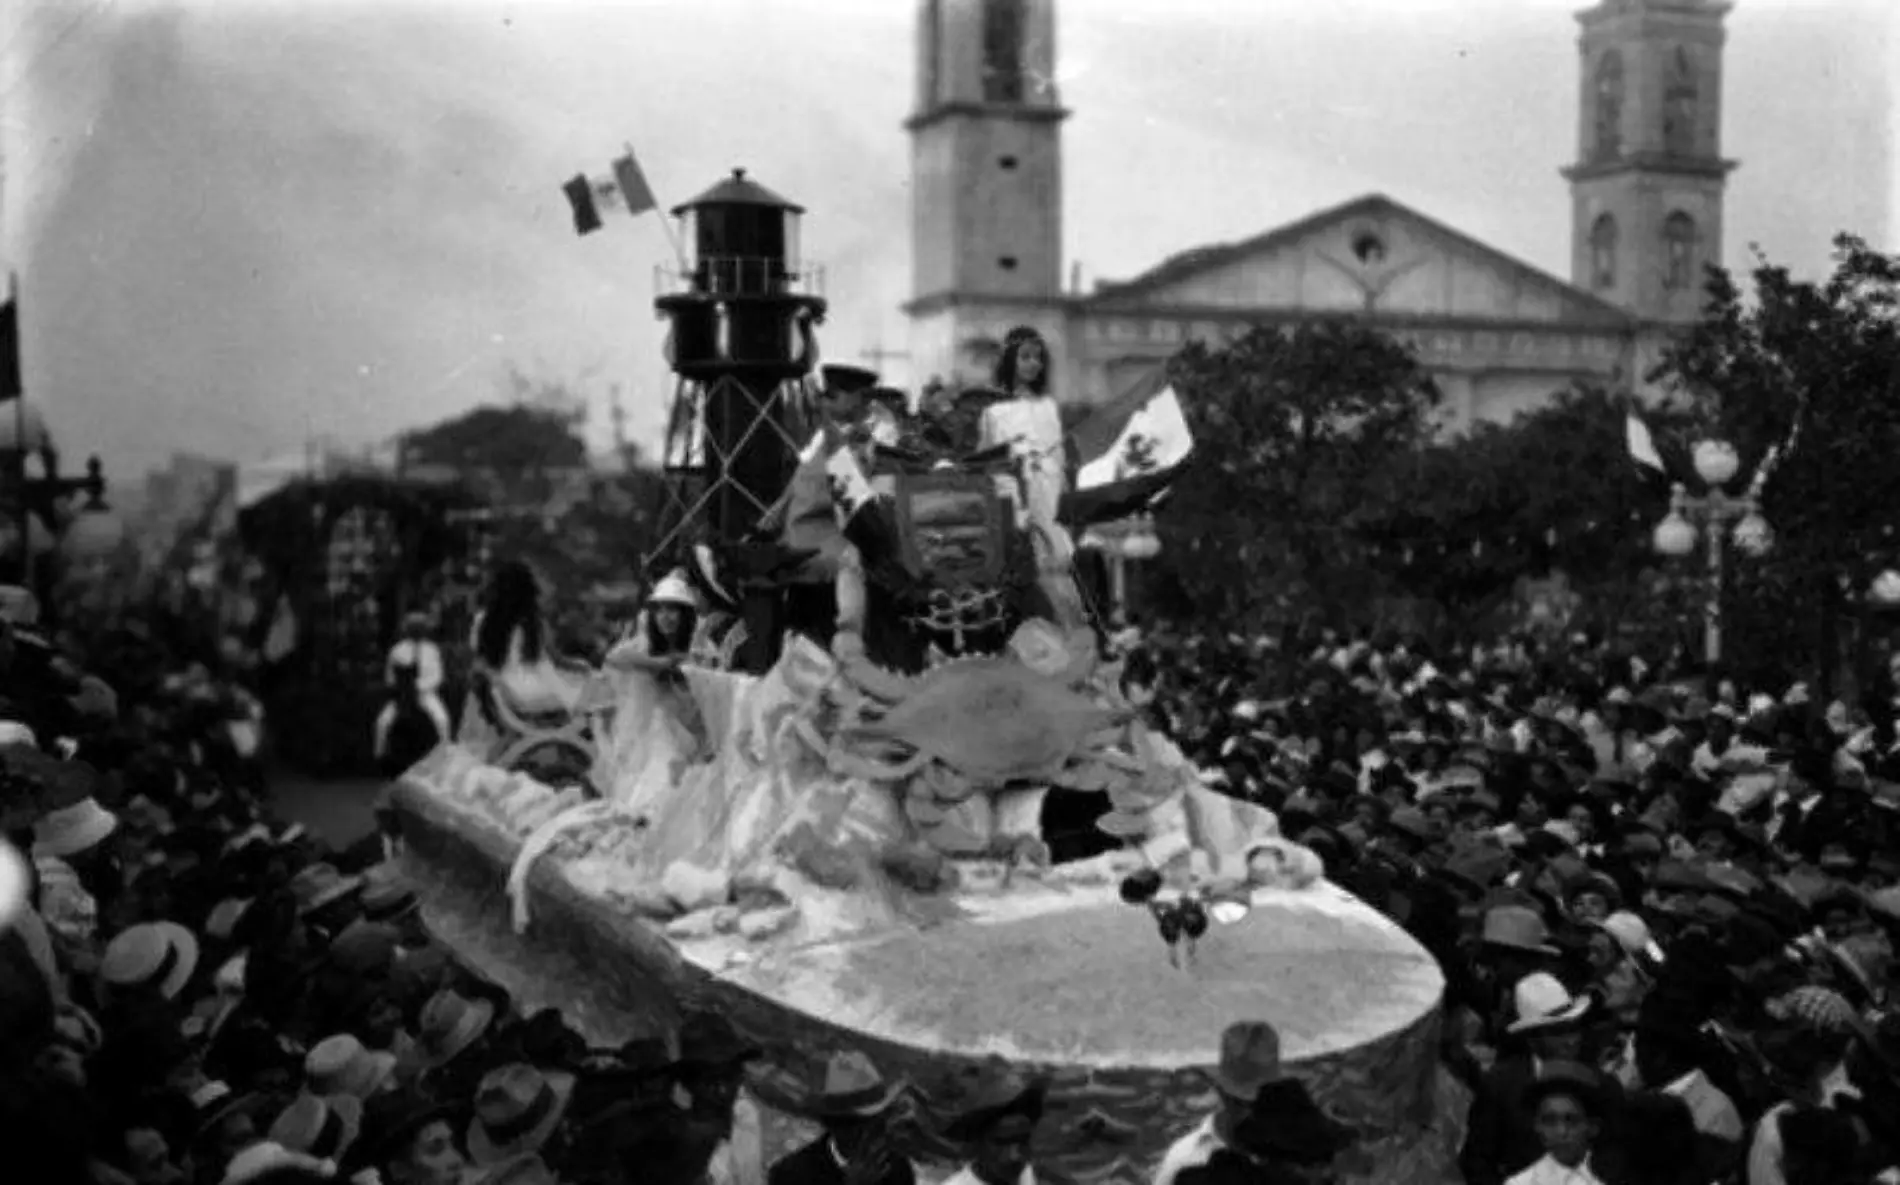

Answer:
[821,620,1157,862]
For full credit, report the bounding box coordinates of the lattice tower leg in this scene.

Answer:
[645,372,806,572]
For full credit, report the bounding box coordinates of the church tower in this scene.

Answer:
[905,0,1069,385]
[1563,0,1737,325]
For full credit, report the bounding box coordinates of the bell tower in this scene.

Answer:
[1563,0,1737,326]
[905,0,1069,384]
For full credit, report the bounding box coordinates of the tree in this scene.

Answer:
[1369,386,1694,634]
[400,371,669,654]
[1157,320,1442,629]
[1651,236,1900,692]
[402,403,589,481]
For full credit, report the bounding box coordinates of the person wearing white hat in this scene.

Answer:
[374,611,450,761]
[603,571,710,760]
[218,1141,337,1185]
[605,572,702,675]
[32,794,119,862]
[0,584,40,627]
[29,781,119,956]
[1506,973,1594,1041]
[99,920,201,1002]
[1461,974,1594,1185]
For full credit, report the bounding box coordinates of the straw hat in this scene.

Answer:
[219,1142,336,1185]
[268,1091,363,1161]
[305,1033,398,1099]
[328,920,401,977]
[647,570,699,611]
[811,1049,905,1119]
[1480,905,1560,957]
[941,1061,1049,1143]
[466,1063,576,1166]
[99,921,200,1000]
[413,989,495,1069]
[288,863,363,916]
[0,584,40,627]
[1595,911,1665,964]
[1506,972,1594,1034]
[1206,1020,1284,1102]
[204,897,254,942]
[32,797,119,859]
[358,867,419,923]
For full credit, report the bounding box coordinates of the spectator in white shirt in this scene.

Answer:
[1153,1021,1284,1185]
[374,613,449,758]
[1506,1062,1608,1185]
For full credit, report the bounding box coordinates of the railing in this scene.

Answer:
[655,257,826,301]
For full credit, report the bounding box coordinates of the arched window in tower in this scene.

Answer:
[1593,51,1624,161]
[1663,47,1699,156]
[1590,215,1619,290]
[1663,212,1698,290]
[982,0,1026,104]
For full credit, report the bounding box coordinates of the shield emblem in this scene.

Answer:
[891,472,1009,589]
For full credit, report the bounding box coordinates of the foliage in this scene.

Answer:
[1156,320,1442,628]
[1651,236,1900,689]
[1367,386,1696,632]
[402,403,589,487]
[402,371,665,655]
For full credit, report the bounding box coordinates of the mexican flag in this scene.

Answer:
[1060,366,1195,526]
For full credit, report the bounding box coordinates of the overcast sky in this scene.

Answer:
[3,0,1893,479]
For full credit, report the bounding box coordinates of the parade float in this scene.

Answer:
[389,170,1460,1183]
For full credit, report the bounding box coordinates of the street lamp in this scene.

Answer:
[2,449,115,586]
[1651,437,1770,667]
[63,490,126,564]
[1123,513,1162,561]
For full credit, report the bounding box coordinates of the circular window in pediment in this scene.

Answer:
[1351,232,1388,266]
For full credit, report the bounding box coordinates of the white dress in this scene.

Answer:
[979,393,1071,564]
[979,392,1084,627]
[474,615,582,715]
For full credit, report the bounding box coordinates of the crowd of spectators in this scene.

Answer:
[0,586,787,1185]
[1119,621,1900,1184]
[10,566,1900,1184]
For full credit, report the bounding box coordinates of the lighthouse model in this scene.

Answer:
[653,169,826,669]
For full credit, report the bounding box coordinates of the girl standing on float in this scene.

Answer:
[977,326,1086,631]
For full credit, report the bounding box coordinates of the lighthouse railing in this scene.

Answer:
[654,258,826,301]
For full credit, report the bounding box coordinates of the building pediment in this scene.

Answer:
[1086,194,1636,330]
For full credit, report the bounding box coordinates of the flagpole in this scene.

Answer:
[628,143,692,275]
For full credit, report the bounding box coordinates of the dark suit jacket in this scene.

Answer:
[1458,1055,1545,1185]
[767,1138,917,1185]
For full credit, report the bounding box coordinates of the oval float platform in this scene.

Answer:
[390,779,1469,1183]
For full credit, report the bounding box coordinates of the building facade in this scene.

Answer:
[903,0,1738,431]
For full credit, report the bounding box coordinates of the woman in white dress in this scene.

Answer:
[469,560,585,718]
[594,571,713,805]
[976,326,1086,630]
